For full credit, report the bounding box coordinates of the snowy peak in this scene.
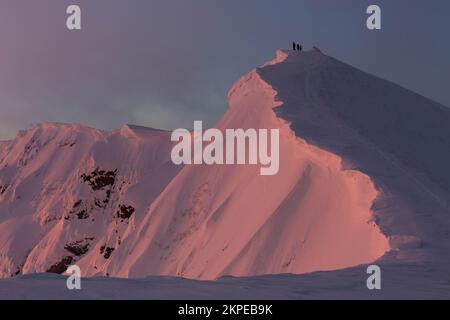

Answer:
[19,122,105,140]
[258,49,450,197]
[119,124,170,141]
[262,47,328,68]
[2,49,449,282]
[228,48,329,110]
[257,49,450,258]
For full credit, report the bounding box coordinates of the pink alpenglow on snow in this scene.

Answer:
[0,49,392,281]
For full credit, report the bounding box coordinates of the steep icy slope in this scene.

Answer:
[109,67,388,279]
[0,50,391,280]
[258,49,450,265]
[5,49,449,282]
[0,123,180,277]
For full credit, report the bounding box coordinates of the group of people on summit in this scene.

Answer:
[292,42,302,51]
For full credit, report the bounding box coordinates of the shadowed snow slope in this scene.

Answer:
[1,50,449,288]
[258,50,450,262]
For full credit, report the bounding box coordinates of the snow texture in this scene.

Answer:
[1,49,450,298]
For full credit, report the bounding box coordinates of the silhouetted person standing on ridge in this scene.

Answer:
[293,42,296,51]
[297,43,302,51]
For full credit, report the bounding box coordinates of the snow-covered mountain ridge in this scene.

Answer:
[1,49,449,282]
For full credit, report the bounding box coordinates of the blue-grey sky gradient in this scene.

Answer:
[0,0,449,139]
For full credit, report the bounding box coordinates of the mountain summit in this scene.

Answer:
[1,49,449,281]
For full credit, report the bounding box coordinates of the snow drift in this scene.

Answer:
[10,48,450,281]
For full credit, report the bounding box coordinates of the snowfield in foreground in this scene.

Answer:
[1,49,450,298]
[2,261,450,299]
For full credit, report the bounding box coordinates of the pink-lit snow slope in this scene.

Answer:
[13,48,450,281]
[117,59,390,280]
